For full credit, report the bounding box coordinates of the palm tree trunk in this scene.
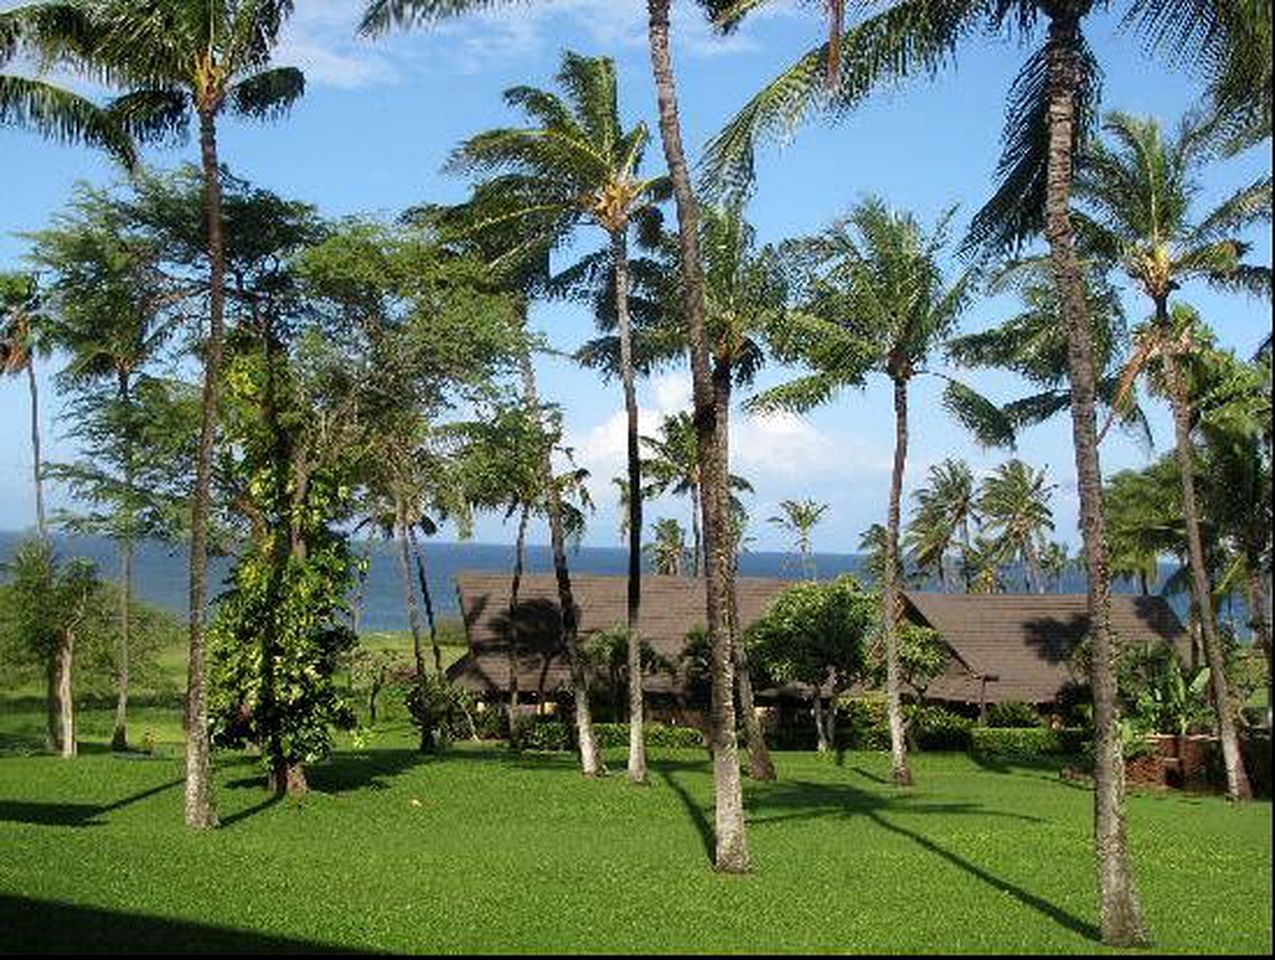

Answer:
[1247,563,1272,726]
[408,523,443,676]
[884,376,913,786]
[111,536,133,752]
[508,501,530,748]
[721,368,774,780]
[648,0,747,872]
[112,372,134,753]
[26,360,46,539]
[1043,9,1149,946]
[184,106,223,830]
[396,497,432,754]
[1159,328,1250,800]
[55,626,75,759]
[612,229,648,786]
[691,483,702,579]
[517,319,602,776]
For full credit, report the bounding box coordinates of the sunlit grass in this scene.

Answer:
[0,710,1269,954]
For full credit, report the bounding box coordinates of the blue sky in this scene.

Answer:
[1,0,1270,554]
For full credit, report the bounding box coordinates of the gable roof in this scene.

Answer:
[903,592,1190,705]
[448,571,791,695]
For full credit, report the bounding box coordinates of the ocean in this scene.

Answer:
[0,531,1237,634]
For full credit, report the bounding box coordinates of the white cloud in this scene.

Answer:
[275,0,801,88]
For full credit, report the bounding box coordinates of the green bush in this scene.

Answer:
[519,716,574,752]
[839,697,891,750]
[970,726,1087,760]
[986,700,1043,728]
[553,722,705,750]
[907,704,974,751]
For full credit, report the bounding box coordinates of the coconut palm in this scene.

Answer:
[0,273,51,539]
[768,498,827,580]
[640,412,755,578]
[1196,351,1272,716]
[647,517,688,576]
[977,459,1056,593]
[9,0,305,830]
[1080,116,1270,806]
[706,0,1267,929]
[445,49,667,785]
[904,458,977,592]
[749,197,1010,787]
[1104,311,1260,802]
[947,265,1147,443]
[359,0,755,880]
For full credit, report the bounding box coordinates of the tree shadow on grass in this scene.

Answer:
[0,778,184,828]
[655,765,714,863]
[0,894,354,954]
[652,758,1099,944]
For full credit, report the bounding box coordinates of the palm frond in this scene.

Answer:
[230,66,305,121]
[0,72,136,167]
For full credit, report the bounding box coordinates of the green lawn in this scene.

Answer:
[0,709,1269,955]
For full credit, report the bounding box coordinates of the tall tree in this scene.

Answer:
[25,186,182,751]
[358,0,754,878]
[977,459,1056,593]
[749,198,1009,787]
[444,49,666,785]
[767,498,827,580]
[1078,110,1269,800]
[0,273,51,539]
[904,458,977,592]
[11,0,306,828]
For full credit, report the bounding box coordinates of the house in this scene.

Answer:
[446,571,1190,717]
[901,592,1191,713]
[446,571,791,720]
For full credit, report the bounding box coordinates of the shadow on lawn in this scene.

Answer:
[0,778,183,828]
[653,757,1100,944]
[0,894,352,954]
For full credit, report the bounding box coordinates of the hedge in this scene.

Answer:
[969,726,1088,759]
[517,719,704,752]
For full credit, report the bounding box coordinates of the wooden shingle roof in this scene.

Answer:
[447,571,791,695]
[904,592,1189,705]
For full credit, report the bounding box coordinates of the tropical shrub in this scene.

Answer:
[592,722,704,749]
[986,700,1043,728]
[970,726,1088,759]
[907,704,975,751]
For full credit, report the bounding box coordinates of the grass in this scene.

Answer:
[0,704,1270,955]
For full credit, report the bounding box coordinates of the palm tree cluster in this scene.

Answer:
[1,0,1269,946]
[905,457,1066,594]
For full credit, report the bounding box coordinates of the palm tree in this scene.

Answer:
[1105,310,1258,801]
[749,198,1009,787]
[359,0,755,883]
[947,265,1145,443]
[0,273,51,539]
[977,460,1056,593]
[1040,541,1071,592]
[705,4,1267,933]
[647,517,688,576]
[446,49,667,786]
[768,498,827,580]
[904,459,977,592]
[640,411,755,579]
[1076,107,1269,801]
[10,0,305,829]
[1196,351,1272,717]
